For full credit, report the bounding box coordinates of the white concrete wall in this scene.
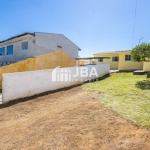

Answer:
[2,64,109,103]
[35,33,79,58]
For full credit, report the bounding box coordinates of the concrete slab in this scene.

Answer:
[110,70,119,73]
[133,70,147,75]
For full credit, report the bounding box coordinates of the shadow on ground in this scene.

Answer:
[0,84,81,109]
[98,73,110,80]
[135,80,150,90]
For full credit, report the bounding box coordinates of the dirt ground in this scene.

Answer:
[0,86,150,150]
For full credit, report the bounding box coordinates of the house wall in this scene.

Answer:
[2,64,110,103]
[0,50,76,89]
[95,52,143,70]
[0,33,79,63]
[143,62,150,71]
[94,54,119,70]
[0,35,35,62]
[118,52,143,70]
[35,33,79,58]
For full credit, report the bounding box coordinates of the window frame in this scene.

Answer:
[7,45,13,55]
[125,55,132,61]
[98,58,103,62]
[22,41,28,50]
[112,56,119,62]
[0,47,5,56]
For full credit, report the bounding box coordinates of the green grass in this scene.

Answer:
[82,72,150,128]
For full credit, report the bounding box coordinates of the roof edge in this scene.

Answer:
[0,32,35,43]
[94,50,131,55]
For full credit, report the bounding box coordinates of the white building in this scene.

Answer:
[0,32,81,65]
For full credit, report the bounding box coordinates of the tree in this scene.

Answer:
[131,42,150,62]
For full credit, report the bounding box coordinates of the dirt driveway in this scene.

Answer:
[0,86,150,150]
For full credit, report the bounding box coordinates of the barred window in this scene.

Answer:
[125,55,131,61]
[112,56,119,61]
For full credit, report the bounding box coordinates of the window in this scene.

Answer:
[112,56,119,61]
[125,55,131,61]
[22,42,28,50]
[7,45,13,55]
[98,58,103,62]
[57,46,62,48]
[0,47,5,56]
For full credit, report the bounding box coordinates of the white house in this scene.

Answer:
[0,32,81,65]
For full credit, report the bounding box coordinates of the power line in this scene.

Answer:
[132,0,138,48]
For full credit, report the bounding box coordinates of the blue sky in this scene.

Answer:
[0,0,150,57]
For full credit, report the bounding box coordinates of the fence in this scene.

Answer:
[0,50,76,89]
[2,64,110,103]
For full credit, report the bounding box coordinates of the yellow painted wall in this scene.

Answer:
[0,50,75,89]
[95,52,143,70]
[118,52,143,70]
[143,62,150,71]
[94,54,119,70]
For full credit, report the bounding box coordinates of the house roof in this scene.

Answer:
[0,32,81,50]
[94,50,131,55]
[75,57,110,60]
[0,32,35,43]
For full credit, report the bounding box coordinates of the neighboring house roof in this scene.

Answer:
[94,50,131,55]
[0,32,81,50]
[0,32,35,43]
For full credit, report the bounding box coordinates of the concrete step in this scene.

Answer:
[133,70,147,75]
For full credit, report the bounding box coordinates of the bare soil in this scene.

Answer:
[0,86,150,150]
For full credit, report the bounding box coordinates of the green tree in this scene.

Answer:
[131,42,150,62]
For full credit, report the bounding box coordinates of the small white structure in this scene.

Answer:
[0,32,81,65]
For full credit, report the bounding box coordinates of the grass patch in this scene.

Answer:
[82,72,150,128]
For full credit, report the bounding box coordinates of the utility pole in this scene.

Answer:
[139,37,144,45]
